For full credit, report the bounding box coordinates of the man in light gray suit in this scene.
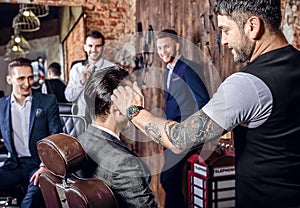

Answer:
[78,66,157,208]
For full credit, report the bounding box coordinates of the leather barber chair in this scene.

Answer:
[58,103,88,137]
[37,133,118,208]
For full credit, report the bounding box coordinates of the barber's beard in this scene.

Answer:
[234,33,255,64]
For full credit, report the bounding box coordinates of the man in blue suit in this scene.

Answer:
[0,58,62,207]
[156,29,209,208]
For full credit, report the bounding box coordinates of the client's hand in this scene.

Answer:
[30,166,47,186]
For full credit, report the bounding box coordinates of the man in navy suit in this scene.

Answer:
[156,29,209,207]
[0,58,62,207]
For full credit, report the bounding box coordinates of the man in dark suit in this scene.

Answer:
[42,62,69,103]
[156,29,209,207]
[78,66,157,208]
[0,58,62,207]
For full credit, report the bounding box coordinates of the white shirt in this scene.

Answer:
[64,58,115,117]
[202,72,273,131]
[166,55,181,89]
[11,94,32,157]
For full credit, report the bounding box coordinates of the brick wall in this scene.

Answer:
[282,0,300,49]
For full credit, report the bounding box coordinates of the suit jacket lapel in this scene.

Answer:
[29,93,39,135]
[2,96,11,133]
[0,96,16,154]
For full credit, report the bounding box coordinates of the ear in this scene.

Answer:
[83,44,88,52]
[110,104,120,116]
[6,75,12,85]
[175,42,180,51]
[245,16,262,40]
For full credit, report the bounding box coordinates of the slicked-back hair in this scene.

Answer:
[213,0,282,31]
[84,66,129,120]
[86,30,105,45]
[48,62,61,76]
[8,57,33,75]
[157,29,179,43]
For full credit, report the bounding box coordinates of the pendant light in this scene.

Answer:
[4,29,30,61]
[19,4,49,18]
[12,9,40,32]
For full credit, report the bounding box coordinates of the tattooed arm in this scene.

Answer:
[132,109,226,153]
[112,82,227,153]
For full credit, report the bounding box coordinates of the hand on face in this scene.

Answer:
[111,82,144,116]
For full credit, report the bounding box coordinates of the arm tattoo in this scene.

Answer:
[165,110,226,151]
[145,123,163,144]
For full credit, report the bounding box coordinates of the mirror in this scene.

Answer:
[0,3,84,95]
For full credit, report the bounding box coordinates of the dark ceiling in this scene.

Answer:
[0,3,61,45]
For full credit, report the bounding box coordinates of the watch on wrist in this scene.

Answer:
[126,105,144,120]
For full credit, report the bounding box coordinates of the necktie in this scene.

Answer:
[91,65,97,72]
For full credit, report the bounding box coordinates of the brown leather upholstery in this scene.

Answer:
[37,133,118,208]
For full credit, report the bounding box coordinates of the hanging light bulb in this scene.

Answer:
[14,35,22,44]
[13,9,40,32]
[4,28,31,62]
[6,32,30,54]
[19,4,49,18]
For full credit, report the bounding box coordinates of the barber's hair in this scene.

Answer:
[86,30,105,45]
[48,62,61,76]
[84,66,129,120]
[8,57,32,75]
[213,0,281,31]
[157,29,179,42]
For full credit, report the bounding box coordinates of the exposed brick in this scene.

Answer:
[117,7,127,13]
[95,5,108,12]
[110,12,122,19]
[107,20,117,26]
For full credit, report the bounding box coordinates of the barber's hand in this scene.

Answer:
[30,167,47,186]
[112,82,144,116]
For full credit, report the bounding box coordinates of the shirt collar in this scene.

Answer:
[10,93,32,105]
[89,58,104,69]
[91,123,121,141]
[167,55,181,71]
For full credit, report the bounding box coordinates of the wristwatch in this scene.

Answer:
[126,105,144,120]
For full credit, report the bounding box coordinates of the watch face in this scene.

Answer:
[126,105,140,120]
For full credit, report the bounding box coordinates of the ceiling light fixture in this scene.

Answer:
[12,9,40,32]
[4,29,31,61]
[19,4,49,18]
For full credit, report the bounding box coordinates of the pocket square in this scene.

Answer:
[171,77,181,81]
[36,108,44,117]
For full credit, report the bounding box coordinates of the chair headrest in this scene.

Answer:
[58,103,73,115]
[37,133,87,178]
